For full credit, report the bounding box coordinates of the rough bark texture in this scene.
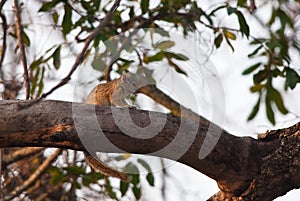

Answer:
[0,100,299,200]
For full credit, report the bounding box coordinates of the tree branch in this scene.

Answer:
[0,100,279,197]
[2,147,44,168]
[0,12,7,80]
[4,148,62,200]
[137,85,209,125]
[14,0,30,99]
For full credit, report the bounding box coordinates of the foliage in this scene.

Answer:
[34,0,300,124]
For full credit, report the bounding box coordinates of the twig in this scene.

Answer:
[0,0,7,11]
[249,0,257,13]
[14,0,30,99]
[2,147,44,168]
[160,158,168,201]
[0,12,7,80]
[4,148,62,201]
[40,0,121,99]
[0,0,8,81]
[134,48,143,68]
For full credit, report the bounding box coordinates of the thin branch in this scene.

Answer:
[14,0,30,99]
[40,0,121,99]
[0,12,7,80]
[134,48,143,68]
[2,147,44,168]
[160,158,168,201]
[249,0,257,13]
[137,85,204,123]
[0,0,7,11]
[4,148,62,201]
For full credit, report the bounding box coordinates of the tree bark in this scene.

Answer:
[0,100,299,200]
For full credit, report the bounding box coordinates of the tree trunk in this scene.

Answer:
[0,100,299,200]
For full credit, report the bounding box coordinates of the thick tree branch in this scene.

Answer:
[0,100,282,199]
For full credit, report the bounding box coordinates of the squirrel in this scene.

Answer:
[83,72,151,182]
[84,75,130,182]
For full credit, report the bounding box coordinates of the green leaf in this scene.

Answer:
[209,5,227,16]
[166,57,187,76]
[30,57,44,71]
[154,40,175,50]
[125,162,140,174]
[253,70,268,84]
[125,162,140,186]
[81,1,93,13]
[52,45,61,69]
[129,6,135,18]
[154,28,170,37]
[146,173,155,186]
[36,67,45,97]
[52,11,59,24]
[92,0,100,10]
[120,181,129,196]
[214,33,223,48]
[38,1,57,12]
[21,30,31,46]
[286,68,300,89]
[30,67,40,95]
[242,63,261,75]
[248,45,263,57]
[62,4,72,36]
[132,185,141,200]
[64,166,86,175]
[250,84,264,92]
[270,88,288,114]
[48,166,66,185]
[236,11,250,37]
[73,180,82,189]
[164,51,189,61]
[82,172,104,186]
[224,32,235,52]
[50,172,65,185]
[92,53,106,71]
[227,6,237,15]
[104,40,118,57]
[268,8,276,26]
[237,0,247,7]
[145,52,164,63]
[272,68,281,77]
[130,174,140,185]
[137,158,152,172]
[141,0,149,14]
[266,96,275,125]
[105,178,118,200]
[247,96,260,121]
[277,9,294,28]
[223,30,236,40]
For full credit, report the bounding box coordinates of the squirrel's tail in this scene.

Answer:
[84,152,130,182]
